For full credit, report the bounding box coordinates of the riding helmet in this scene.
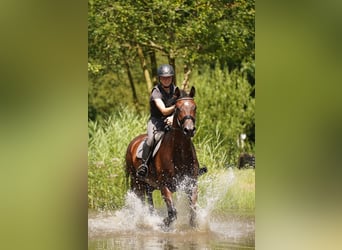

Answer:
[157,64,175,77]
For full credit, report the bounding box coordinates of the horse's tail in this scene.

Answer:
[124,134,146,191]
[124,143,134,191]
[124,152,131,191]
[125,164,130,190]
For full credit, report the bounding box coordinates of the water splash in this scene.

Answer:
[89,168,236,236]
[89,168,255,248]
[196,167,235,228]
[114,191,164,231]
[88,192,164,237]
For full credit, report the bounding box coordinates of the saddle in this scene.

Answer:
[136,131,165,159]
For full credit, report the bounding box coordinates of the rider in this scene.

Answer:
[136,64,177,177]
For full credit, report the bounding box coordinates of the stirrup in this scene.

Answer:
[136,163,148,177]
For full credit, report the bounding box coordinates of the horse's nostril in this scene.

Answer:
[184,127,196,137]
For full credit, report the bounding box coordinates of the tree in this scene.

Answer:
[89,0,254,79]
[88,0,255,117]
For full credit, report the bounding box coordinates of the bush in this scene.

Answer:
[193,65,255,166]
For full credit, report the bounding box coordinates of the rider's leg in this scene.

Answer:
[136,142,151,177]
[136,120,154,177]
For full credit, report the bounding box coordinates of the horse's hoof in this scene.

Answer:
[163,218,170,227]
[190,219,198,228]
[163,216,176,227]
[159,222,171,232]
[199,166,208,176]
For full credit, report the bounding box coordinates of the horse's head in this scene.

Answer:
[173,86,197,137]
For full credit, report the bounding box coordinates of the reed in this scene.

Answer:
[200,168,255,212]
[88,108,147,209]
[88,107,255,211]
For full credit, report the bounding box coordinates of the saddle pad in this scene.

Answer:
[136,133,164,159]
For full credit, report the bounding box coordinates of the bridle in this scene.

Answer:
[178,115,196,126]
[175,97,196,127]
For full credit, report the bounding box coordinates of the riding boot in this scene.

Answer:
[136,142,152,177]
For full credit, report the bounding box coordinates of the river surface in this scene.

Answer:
[88,170,255,249]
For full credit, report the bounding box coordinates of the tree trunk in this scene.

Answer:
[150,51,158,86]
[124,59,138,104]
[137,44,153,93]
[182,64,191,91]
[168,57,176,85]
[121,48,138,105]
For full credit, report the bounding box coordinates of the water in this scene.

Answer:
[88,169,255,249]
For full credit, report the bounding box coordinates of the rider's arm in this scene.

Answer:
[154,98,175,116]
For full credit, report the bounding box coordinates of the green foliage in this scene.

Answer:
[88,0,255,120]
[88,0,255,76]
[88,109,147,209]
[88,70,149,120]
[193,65,255,165]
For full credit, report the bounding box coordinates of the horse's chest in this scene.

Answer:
[172,145,194,169]
[174,144,192,160]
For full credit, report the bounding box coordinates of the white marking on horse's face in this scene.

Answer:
[184,101,190,106]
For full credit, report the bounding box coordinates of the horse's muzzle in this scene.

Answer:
[183,126,196,137]
[181,115,196,137]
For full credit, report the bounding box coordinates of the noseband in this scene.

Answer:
[179,115,196,125]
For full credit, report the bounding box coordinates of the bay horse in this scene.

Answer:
[125,86,201,227]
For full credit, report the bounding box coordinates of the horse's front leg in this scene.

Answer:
[146,185,154,213]
[132,177,146,201]
[160,185,177,227]
[187,182,198,228]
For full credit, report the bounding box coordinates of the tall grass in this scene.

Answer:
[204,168,255,212]
[88,66,255,211]
[88,108,148,209]
[88,110,255,211]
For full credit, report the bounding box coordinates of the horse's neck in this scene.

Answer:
[167,129,192,152]
[168,118,191,147]
[172,117,180,130]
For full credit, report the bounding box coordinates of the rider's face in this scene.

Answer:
[160,76,173,87]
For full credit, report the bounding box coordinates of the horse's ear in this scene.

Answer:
[174,86,181,98]
[189,86,196,98]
